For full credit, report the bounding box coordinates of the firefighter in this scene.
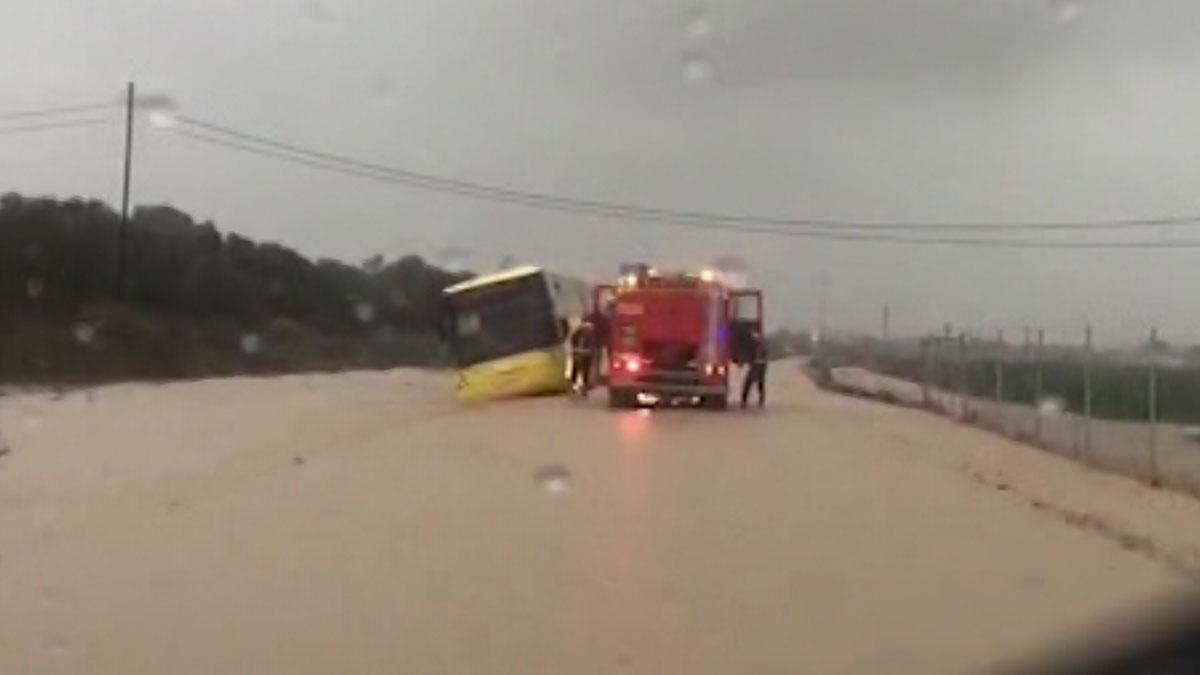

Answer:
[741,330,768,408]
[568,319,597,396]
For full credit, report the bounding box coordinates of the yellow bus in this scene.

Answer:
[442,266,590,402]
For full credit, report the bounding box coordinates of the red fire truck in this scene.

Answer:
[593,264,763,409]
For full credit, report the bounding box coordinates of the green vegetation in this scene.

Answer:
[0,193,469,383]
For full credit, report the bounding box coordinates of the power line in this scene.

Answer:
[0,102,114,122]
[0,118,113,137]
[170,127,1200,249]
[175,115,1200,234]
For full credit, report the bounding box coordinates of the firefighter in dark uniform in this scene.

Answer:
[741,331,768,408]
[568,319,597,396]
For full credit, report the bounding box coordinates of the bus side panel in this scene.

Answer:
[456,347,569,402]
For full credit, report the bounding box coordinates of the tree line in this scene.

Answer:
[0,193,471,381]
[0,193,468,331]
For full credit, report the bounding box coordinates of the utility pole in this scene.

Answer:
[116,81,135,299]
[881,304,891,342]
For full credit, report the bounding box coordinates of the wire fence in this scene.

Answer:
[820,326,1200,497]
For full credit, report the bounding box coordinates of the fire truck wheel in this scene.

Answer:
[608,388,637,409]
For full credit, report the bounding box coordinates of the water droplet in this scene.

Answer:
[1049,0,1083,24]
[267,279,287,298]
[354,301,376,324]
[0,441,11,459]
[72,322,96,346]
[292,455,306,467]
[25,277,44,299]
[534,465,572,496]
[240,332,262,355]
[1037,396,1064,417]
[685,8,711,39]
[388,288,410,308]
[682,52,713,84]
[148,112,178,129]
[369,75,396,100]
[45,635,68,657]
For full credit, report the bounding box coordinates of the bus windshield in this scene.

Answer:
[446,273,559,367]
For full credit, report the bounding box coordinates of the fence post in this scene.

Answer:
[1083,323,1093,460]
[920,337,931,407]
[994,329,1004,405]
[1035,328,1044,444]
[1148,327,1159,485]
[957,332,968,420]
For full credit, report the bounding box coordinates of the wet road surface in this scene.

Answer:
[0,364,1196,673]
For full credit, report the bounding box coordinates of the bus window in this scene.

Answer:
[446,274,558,367]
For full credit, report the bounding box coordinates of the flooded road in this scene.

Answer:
[0,364,1197,673]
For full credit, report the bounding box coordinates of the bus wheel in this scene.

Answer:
[608,388,636,409]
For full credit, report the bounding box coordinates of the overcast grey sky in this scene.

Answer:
[4,0,1200,342]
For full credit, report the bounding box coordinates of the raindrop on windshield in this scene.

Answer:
[685,7,711,39]
[534,465,572,496]
[1037,396,1064,417]
[148,112,178,129]
[240,332,263,355]
[354,301,376,324]
[72,322,96,346]
[25,277,44,300]
[388,288,409,308]
[1049,0,1083,25]
[682,52,714,85]
[368,75,396,101]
